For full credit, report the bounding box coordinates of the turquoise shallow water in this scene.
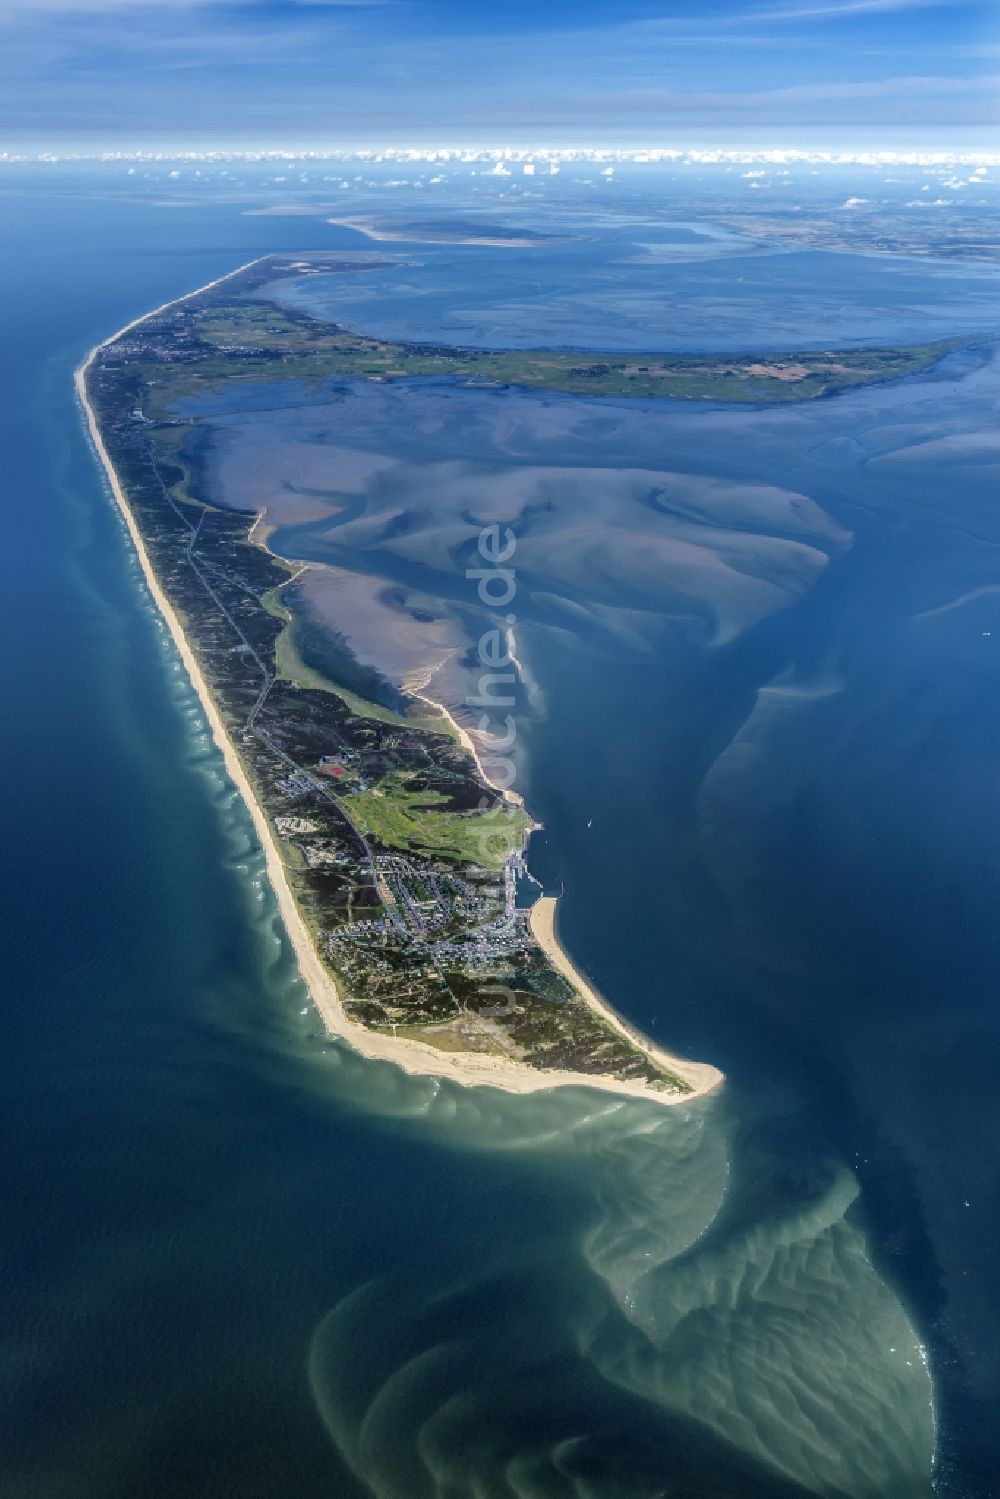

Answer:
[2,184,994,1497]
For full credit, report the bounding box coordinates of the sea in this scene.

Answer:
[3,169,1000,1498]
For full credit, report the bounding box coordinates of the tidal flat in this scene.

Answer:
[7,184,1000,1498]
[173,233,1000,1494]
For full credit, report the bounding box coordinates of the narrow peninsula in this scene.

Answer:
[78,252,955,1107]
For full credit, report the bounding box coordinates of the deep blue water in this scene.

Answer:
[2,186,999,1498]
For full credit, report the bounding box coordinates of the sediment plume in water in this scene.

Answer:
[306,1085,934,1498]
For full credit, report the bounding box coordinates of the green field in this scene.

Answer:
[345,773,532,868]
[141,295,966,408]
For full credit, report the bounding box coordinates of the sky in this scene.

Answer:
[0,0,997,153]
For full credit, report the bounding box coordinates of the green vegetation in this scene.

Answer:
[345,772,531,868]
[132,283,965,411]
[85,277,706,1095]
[260,583,456,736]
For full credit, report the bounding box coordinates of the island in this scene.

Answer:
[77,252,945,1107]
[323,215,578,247]
[91,254,962,406]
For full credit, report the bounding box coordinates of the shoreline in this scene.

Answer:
[75,260,723,1111]
[326,215,550,248]
[529,897,722,1098]
[403,655,528,810]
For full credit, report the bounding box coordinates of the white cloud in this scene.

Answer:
[745,0,973,20]
[8,146,1000,171]
[841,196,868,207]
[626,74,1000,109]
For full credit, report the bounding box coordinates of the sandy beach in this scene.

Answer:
[76,265,723,1112]
[404,659,529,810]
[529,898,723,1099]
[326,215,550,248]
